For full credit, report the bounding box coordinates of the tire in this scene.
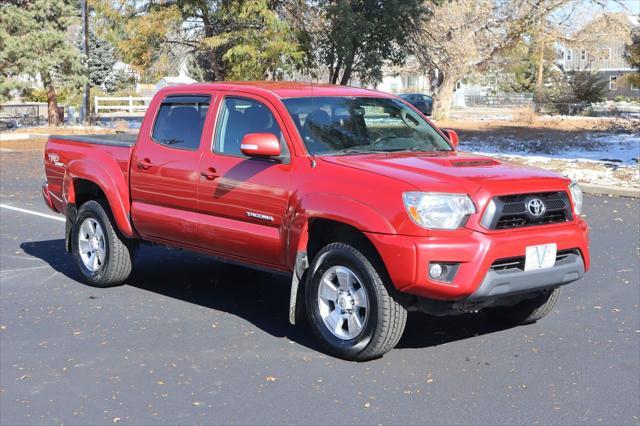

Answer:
[305,242,407,361]
[71,200,133,287]
[483,287,561,325]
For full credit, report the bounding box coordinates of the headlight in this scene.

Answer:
[569,181,583,215]
[403,192,476,229]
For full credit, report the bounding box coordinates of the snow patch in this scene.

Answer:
[460,132,640,165]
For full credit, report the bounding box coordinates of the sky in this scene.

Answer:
[553,0,639,33]
[604,0,640,14]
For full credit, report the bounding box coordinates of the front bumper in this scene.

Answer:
[366,219,589,301]
[464,250,584,301]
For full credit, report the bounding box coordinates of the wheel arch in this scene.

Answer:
[63,158,135,238]
[288,215,396,326]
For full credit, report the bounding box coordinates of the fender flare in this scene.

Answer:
[287,193,396,325]
[287,192,395,267]
[63,157,135,237]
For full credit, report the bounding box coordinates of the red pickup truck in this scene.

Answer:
[43,82,589,360]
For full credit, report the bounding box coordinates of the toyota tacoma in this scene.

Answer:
[42,82,589,360]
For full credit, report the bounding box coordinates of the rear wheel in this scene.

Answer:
[483,287,561,325]
[305,242,407,361]
[71,200,133,287]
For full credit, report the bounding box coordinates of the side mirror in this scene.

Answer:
[241,133,281,158]
[442,129,459,148]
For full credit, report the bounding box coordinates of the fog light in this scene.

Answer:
[429,263,447,280]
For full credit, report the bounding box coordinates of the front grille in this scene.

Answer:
[490,249,580,272]
[482,191,572,230]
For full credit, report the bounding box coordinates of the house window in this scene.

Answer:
[631,83,639,91]
[581,49,587,61]
[609,76,617,91]
[565,48,572,61]
[599,48,611,61]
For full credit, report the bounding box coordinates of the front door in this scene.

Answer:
[197,94,293,267]
[130,94,212,246]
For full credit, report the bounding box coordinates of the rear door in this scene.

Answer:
[196,93,293,267]
[130,94,213,245]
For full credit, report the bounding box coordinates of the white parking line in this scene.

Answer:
[0,203,65,222]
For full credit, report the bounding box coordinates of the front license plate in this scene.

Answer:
[524,243,557,272]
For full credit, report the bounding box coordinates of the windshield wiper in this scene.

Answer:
[159,138,184,145]
[330,148,379,156]
[370,147,434,153]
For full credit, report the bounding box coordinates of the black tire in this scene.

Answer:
[483,287,561,325]
[71,200,133,287]
[305,242,407,361]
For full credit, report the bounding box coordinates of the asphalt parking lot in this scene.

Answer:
[1,148,639,425]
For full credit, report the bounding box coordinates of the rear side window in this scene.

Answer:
[151,96,210,150]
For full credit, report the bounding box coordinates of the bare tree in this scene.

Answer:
[412,0,581,119]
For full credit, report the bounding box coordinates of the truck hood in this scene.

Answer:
[321,151,569,195]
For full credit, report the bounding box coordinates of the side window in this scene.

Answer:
[214,97,288,158]
[151,96,210,150]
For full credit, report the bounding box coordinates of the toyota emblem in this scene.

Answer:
[527,198,546,217]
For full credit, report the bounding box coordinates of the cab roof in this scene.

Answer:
[158,81,396,99]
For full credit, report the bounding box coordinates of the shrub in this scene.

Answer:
[565,71,607,104]
[22,87,75,104]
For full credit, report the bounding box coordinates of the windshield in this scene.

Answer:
[282,97,453,156]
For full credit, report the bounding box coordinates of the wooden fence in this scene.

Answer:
[94,96,153,114]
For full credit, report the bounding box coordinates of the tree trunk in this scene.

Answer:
[534,14,545,105]
[535,42,544,89]
[431,73,456,120]
[339,48,356,85]
[535,34,545,104]
[42,72,61,127]
[330,56,343,84]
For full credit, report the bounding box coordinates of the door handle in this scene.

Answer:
[200,167,218,180]
[137,159,152,170]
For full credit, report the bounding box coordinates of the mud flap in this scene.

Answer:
[289,251,309,325]
[65,203,77,253]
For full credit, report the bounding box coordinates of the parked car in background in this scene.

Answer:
[42,82,589,361]
[399,93,433,115]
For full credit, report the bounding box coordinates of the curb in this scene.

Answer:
[580,183,640,198]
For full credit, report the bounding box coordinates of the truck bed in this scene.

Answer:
[50,133,138,147]
[44,133,137,214]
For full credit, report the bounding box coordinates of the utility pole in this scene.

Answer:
[80,0,90,124]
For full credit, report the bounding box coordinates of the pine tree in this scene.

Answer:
[206,0,305,80]
[1,0,83,126]
[79,29,117,88]
[624,31,640,88]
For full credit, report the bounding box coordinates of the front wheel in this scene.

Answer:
[305,242,407,361]
[483,287,561,325]
[71,200,133,287]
